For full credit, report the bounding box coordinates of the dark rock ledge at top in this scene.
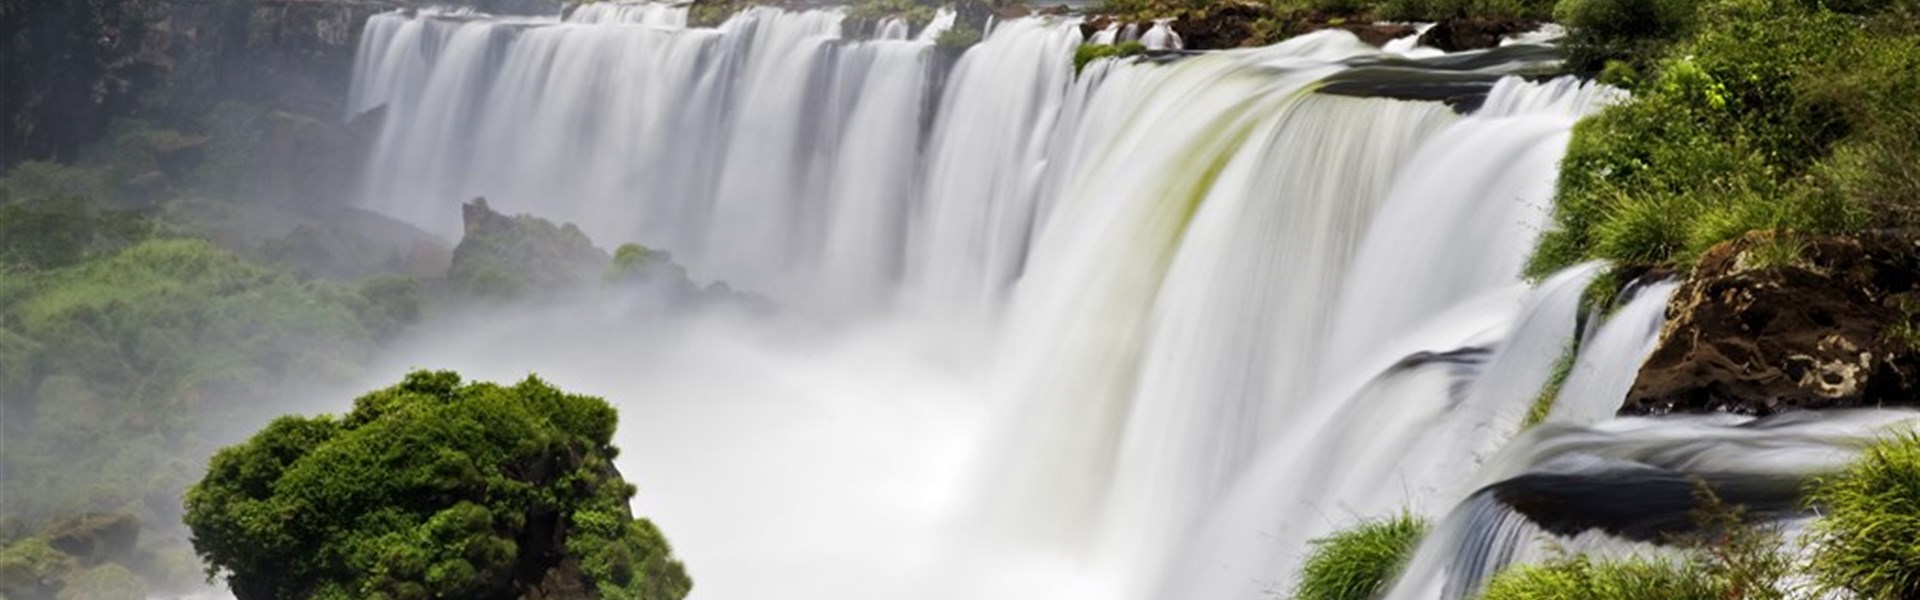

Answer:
[1622,231,1920,416]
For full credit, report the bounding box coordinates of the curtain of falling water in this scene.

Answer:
[346,9,1914,600]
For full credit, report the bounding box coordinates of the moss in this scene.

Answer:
[1804,431,1920,600]
[57,564,146,600]
[1294,513,1429,600]
[844,0,936,30]
[1523,340,1578,428]
[935,24,983,51]
[0,537,77,599]
[1074,41,1149,74]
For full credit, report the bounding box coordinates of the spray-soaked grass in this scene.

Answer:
[1294,513,1429,600]
[1481,555,1723,600]
[1523,339,1579,428]
[1806,430,1920,600]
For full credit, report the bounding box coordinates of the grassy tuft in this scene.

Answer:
[1480,554,1723,600]
[1805,430,1920,600]
[1295,513,1430,600]
[1524,340,1578,428]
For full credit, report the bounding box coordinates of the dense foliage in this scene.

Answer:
[184,371,692,600]
[1294,514,1430,600]
[1804,431,1920,600]
[1,231,414,522]
[0,119,425,594]
[1527,0,1920,277]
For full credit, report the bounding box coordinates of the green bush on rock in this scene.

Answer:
[1295,513,1429,600]
[1805,431,1920,600]
[184,370,691,600]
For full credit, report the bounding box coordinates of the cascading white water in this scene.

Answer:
[904,18,1083,315]
[350,6,944,304]
[344,7,1915,600]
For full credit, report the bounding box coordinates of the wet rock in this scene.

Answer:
[1416,17,1538,52]
[450,198,611,298]
[1623,232,1920,416]
[1176,1,1272,50]
[1342,22,1418,47]
[41,513,140,566]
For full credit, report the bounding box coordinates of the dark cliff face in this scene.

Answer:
[1623,232,1920,416]
[2,0,557,170]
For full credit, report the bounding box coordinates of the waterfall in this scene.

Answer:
[345,7,1918,600]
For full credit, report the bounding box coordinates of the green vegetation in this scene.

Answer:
[1095,0,1553,27]
[185,371,691,600]
[936,23,985,50]
[0,232,422,537]
[1804,431,1920,600]
[846,0,938,29]
[1294,513,1430,600]
[1523,341,1578,428]
[1527,0,1920,277]
[1481,554,1723,600]
[0,512,194,600]
[1552,0,1697,75]
[0,119,431,593]
[1480,490,1786,600]
[1074,41,1150,73]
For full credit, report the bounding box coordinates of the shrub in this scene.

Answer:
[1804,431,1920,600]
[0,196,153,272]
[184,371,692,600]
[1295,513,1430,600]
[0,161,115,205]
[1552,0,1698,74]
[1527,0,1912,277]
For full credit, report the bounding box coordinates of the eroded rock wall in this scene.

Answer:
[1623,232,1920,416]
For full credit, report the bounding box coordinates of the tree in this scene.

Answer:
[183,371,691,600]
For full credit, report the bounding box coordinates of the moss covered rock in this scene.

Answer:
[450,198,611,299]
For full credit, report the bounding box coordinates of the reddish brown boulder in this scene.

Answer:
[1622,232,1920,416]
